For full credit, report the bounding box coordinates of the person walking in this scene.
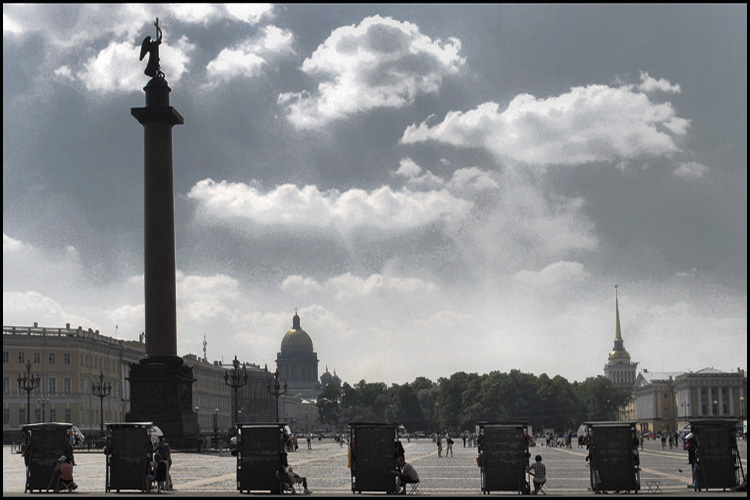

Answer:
[445,433,454,457]
[436,432,442,457]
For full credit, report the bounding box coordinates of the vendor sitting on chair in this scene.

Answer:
[278,450,312,494]
[526,455,546,495]
[393,455,420,494]
[54,455,76,492]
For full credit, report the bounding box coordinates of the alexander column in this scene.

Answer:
[126,18,198,447]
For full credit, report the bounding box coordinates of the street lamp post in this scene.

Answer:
[739,396,744,431]
[223,356,248,429]
[213,408,219,451]
[681,400,690,425]
[17,360,40,425]
[38,397,49,423]
[267,370,287,423]
[92,371,112,437]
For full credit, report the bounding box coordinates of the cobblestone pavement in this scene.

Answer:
[4,438,747,495]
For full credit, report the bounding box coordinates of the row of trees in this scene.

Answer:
[317,370,631,434]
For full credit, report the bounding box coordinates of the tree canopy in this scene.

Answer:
[318,370,631,434]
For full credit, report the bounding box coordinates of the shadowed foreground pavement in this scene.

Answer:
[4,438,746,496]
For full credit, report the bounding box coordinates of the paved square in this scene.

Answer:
[3,437,747,495]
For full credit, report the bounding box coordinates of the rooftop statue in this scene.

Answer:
[139,18,164,78]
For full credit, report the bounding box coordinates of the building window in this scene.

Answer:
[3,351,8,363]
[49,409,56,422]
[64,353,71,365]
[64,409,72,422]
[34,408,42,423]
[48,377,57,395]
[3,408,9,425]
[34,352,41,364]
[19,408,26,425]
[18,352,25,364]
[49,352,56,364]
[3,376,9,395]
[63,377,72,395]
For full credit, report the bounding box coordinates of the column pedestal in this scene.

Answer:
[126,356,199,448]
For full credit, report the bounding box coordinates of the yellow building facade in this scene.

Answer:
[3,323,144,442]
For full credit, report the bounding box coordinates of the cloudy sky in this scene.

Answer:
[3,4,747,386]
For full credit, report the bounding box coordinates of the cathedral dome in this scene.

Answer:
[320,366,333,386]
[280,312,313,351]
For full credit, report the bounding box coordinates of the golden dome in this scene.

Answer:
[280,312,313,351]
[281,329,313,350]
[609,349,631,359]
[320,365,333,384]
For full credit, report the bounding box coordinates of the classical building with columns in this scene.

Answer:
[633,367,747,433]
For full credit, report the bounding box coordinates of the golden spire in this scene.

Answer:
[614,284,623,342]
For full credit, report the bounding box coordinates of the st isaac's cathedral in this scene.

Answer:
[276,311,340,399]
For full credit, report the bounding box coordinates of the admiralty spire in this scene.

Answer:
[604,285,638,390]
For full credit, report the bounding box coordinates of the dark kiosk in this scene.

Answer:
[348,421,400,494]
[689,418,745,491]
[476,421,532,494]
[585,421,640,494]
[236,422,290,494]
[21,422,77,493]
[105,422,163,493]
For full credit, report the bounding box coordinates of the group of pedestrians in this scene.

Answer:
[434,431,455,457]
[145,435,173,493]
[661,430,681,449]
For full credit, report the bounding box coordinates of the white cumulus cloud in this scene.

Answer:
[204,25,294,86]
[637,71,681,93]
[278,15,464,128]
[673,161,709,179]
[187,179,472,233]
[401,77,691,167]
[77,36,194,93]
[513,260,592,289]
